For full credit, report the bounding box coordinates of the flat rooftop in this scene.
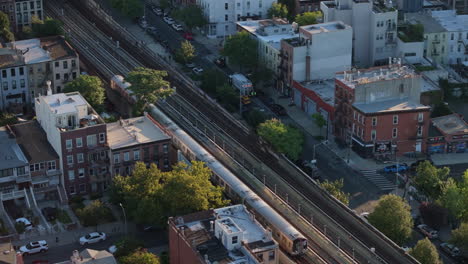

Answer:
[237,19,297,50]
[336,64,417,89]
[43,92,88,115]
[353,98,430,114]
[431,10,468,32]
[0,127,28,170]
[11,121,59,164]
[12,38,51,64]
[0,48,23,68]
[299,79,335,106]
[300,21,350,34]
[406,13,447,34]
[431,113,468,135]
[107,114,170,150]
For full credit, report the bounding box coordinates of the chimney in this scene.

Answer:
[210,221,214,232]
[46,80,52,96]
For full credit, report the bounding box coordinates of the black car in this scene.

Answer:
[269,104,287,116]
[214,57,226,67]
[41,207,57,221]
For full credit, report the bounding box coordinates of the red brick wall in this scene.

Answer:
[169,222,202,264]
[292,81,335,120]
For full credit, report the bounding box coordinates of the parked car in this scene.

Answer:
[185,62,196,68]
[163,16,175,25]
[417,224,438,239]
[410,160,433,172]
[440,243,460,257]
[383,163,409,173]
[16,217,33,230]
[183,32,193,40]
[79,232,106,245]
[41,207,57,221]
[269,104,287,116]
[192,67,204,75]
[172,23,183,31]
[214,57,226,67]
[138,18,148,29]
[19,241,48,255]
[152,7,162,16]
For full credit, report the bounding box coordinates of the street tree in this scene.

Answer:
[294,11,322,26]
[31,16,63,37]
[200,69,227,95]
[0,11,13,42]
[245,109,267,129]
[257,119,304,161]
[173,5,207,31]
[111,161,229,226]
[450,222,468,251]
[120,249,160,264]
[267,3,288,19]
[414,161,450,201]
[279,0,296,20]
[409,238,441,264]
[368,194,413,245]
[431,102,452,118]
[319,179,350,205]
[311,113,326,137]
[215,83,238,111]
[64,75,105,109]
[0,112,17,127]
[249,66,274,87]
[110,0,143,18]
[114,237,144,258]
[126,67,174,115]
[176,40,196,64]
[159,0,170,12]
[75,200,115,227]
[439,171,468,222]
[222,31,258,71]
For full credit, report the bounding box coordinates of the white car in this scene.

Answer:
[19,240,48,255]
[163,16,175,25]
[16,217,33,230]
[153,7,162,16]
[172,23,183,31]
[79,232,106,245]
[192,67,204,75]
[417,224,438,239]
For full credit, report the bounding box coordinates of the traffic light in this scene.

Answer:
[250,90,257,96]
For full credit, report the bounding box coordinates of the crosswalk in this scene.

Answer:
[360,170,396,191]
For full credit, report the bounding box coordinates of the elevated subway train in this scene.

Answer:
[149,104,308,256]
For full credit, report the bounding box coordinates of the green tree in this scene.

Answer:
[279,0,296,20]
[245,109,267,129]
[126,68,174,115]
[216,83,238,111]
[31,16,63,37]
[75,200,115,227]
[200,69,226,95]
[173,5,207,31]
[111,162,229,226]
[0,112,17,127]
[368,194,413,245]
[114,237,144,258]
[312,113,326,136]
[159,0,170,12]
[294,11,322,26]
[64,75,105,109]
[414,161,450,201]
[267,3,288,19]
[249,66,274,87]
[222,31,258,71]
[439,171,468,222]
[431,102,453,118]
[257,119,304,160]
[450,222,468,251]
[409,238,441,264]
[110,0,143,18]
[319,179,349,205]
[176,40,196,64]
[120,249,160,264]
[0,11,13,42]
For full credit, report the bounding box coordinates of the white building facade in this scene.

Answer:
[197,0,277,38]
[0,49,29,111]
[15,0,43,29]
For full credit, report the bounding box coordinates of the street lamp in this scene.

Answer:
[312,140,329,162]
[119,203,128,235]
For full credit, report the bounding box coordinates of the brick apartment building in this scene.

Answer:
[334,61,431,158]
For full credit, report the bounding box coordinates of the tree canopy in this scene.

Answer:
[450,222,468,251]
[409,238,441,264]
[126,68,174,114]
[319,179,349,205]
[439,171,468,223]
[257,119,304,161]
[245,109,267,129]
[294,11,321,26]
[200,69,227,95]
[110,0,143,18]
[111,161,229,226]
[173,5,207,31]
[120,249,160,264]
[176,40,196,64]
[0,112,17,127]
[222,31,258,71]
[312,113,326,136]
[414,161,450,201]
[431,102,453,118]
[267,3,288,19]
[0,11,13,42]
[75,200,115,227]
[368,194,413,245]
[114,237,145,258]
[64,75,105,109]
[278,0,296,20]
[31,16,64,37]
[215,83,238,112]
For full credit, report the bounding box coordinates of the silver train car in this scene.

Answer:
[149,104,308,256]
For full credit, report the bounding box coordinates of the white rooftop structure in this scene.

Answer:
[11,38,52,65]
[300,79,336,106]
[431,10,468,32]
[106,114,170,150]
[237,19,297,50]
[300,21,351,35]
[42,93,88,115]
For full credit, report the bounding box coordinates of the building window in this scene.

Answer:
[2,82,7,91]
[79,184,86,193]
[372,117,377,126]
[269,251,275,260]
[353,111,356,120]
[153,145,159,159]
[70,186,75,194]
[55,73,60,80]
[30,1,34,9]
[393,115,398,125]
[232,236,238,244]
[71,59,76,68]
[225,14,228,21]
[89,168,94,176]
[451,33,454,40]
[77,153,84,163]
[371,130,376,141]
[134,150,140,160]
[63,61,68,69]
[68,170,75,180]
[257,253,263,261]
[17,167,25,175]
[392,128,398,138]
[113,153,120,163]
[47,161,56,171]
[20,79,25,88]
[225,3,228,9]
[87,134,97,147]
[399,84,404,93]
[19,67,24,75]
[36,1,41,8]
[418,113,423,122]
[72,72,77,79]
[11,80,16,89]
[55,61,59,68]
[1,70,6,78]
[66,139,72,149]
[124,152,129,161]
[76,137,82,147]
[67,155,73,165]
[417,126,423,136]
[99,133,105,143]
[78,168,85,177]
[64,73,69,80]
[164,158,169,168]
[357,114,361,123]
[114,168,120,175]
